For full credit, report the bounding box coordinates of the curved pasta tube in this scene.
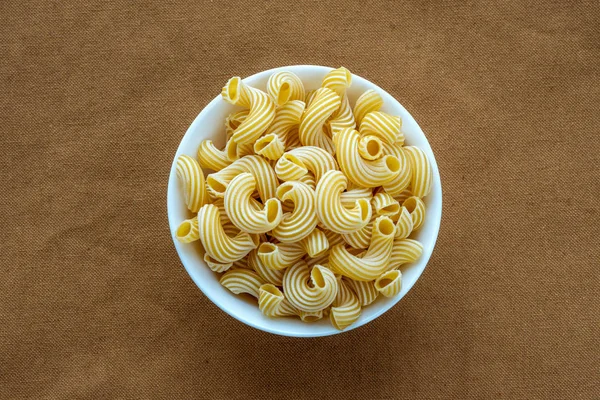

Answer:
[248,250,285,286]
[328,95,356,135]
[300,310,324,322]
[330,279,361,330]
[284,127,302,150]
[386,238,424,271]
[300,227,329,258]
[305,251,329,268]
[275,146,338,183]
[394,207,414,239]
[257,241,305,270]
[224,173,282,234]
[329,216,396,281]
[176,155,209,212]
[340,187,373,209]
[271,180,318,243]
[394,188,414,204]
[344,278,379,306]
[297,172,316,190]
[315,170,371,234]
[198,204,259,263]
[226,137,254,161]
[359,111,403,145]
[341,216,375,249]
[322,67,352,96]
[255,100,306,160]
[357,135,383,160]
[204,253,233,273]
[403,146,433,198]
[353,89,384,126]
[220,269,265,298]
[258,284,300,317]
[197,140,231,171]
[221,77,276,144]
[175,216,199,243]
[403,196,426,231]
[372,192,400,216]
[375,270,402,298]
[380,142,412,195]
[322,67,355,135]
[283,261,338,312]
[206,156,278,200]
[335,128,401,188]
[322,229,345,247]
[267,71,305,107]
[298,87,341,154]
[225,110,248,139]
[304,89,318,107]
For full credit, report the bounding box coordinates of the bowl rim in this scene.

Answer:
[167,64,442,337]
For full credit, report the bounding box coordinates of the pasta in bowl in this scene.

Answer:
[167,65,442,337]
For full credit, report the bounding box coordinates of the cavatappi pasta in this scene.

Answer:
[174,67,433,330]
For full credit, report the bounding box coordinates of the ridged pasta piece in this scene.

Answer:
[344,278,379,306]
[394,207,414,239]
[380,142,412,195]
[225,136,254,161]
[297,172,316,190]
[284,127,302,150]
[403,146,433,198]
[221,77,275,144]
[283,261,339,312]
[353,89,384,126]
[315,170,372,234]
[374,270,402,298]
[197,140,231,171]
[393,188,414,204]
[372,192,400,216]
[204,253,233,273]
[258,284,300,317]
[357,135,383,160]
[225,110,248,139]
[176,155,209,212]
[267,71,305,107]
[224,173,282,234]
[327,95,356,135]
[206,156,278,200]
[255,100,306,160]
[340,187,373,209]
[330,279,361,330]
[198,204,258,263]
[248,250,285,286]
[175,216,199,243]
[335,128,401,188]
[211,198,231,225]
[305,251,329,268]
[271,180,318,243]
[257,241,305,270]
[298,87,341,154]
[275,146,338,183]
[341,216,375,249]
[300,310,323,322]
[232,257,252,270]
[329,216,396,281]
[220,269,265,298]
[359,111,403,145]
[403,196,426,231]
[300,227,329,258]
[304,89,318,107]
[322,229,345,247]
[322,67,352,96]
[386,238,424,271]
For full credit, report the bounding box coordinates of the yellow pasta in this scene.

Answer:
[204,253,233,273]
[300,310,324,322]
[374,270,402,297]
[206,155,278,200]
[371,192,401,216]
[353,89,384,126]
[270,180,318,243]
[329,216,396,281]
[386,238,424,270]
[224,173,282,234]
[258,284,300,317]
[175,216,199,243]
[225,136,254,161]
[403,196,426,231]
[344,278,379,306]
[198,204,258,263]
[322,228,346,248]
[176,154,209,212]
[255,100,306,160]
[380,142,412,196]
[220,268,265,298]
[275,146,338,183]
[257,241,305,270]
[267,71,305,107]
[340,187,373,209]
[300,227,329,258]
[394,207,414,239]
[315,170,372,234]
[341,216,375,249]
[248,250,285,286]
[403,146,433,198]
[330,279,361,330]
[197,140,231,171]
[393,188,414,204]
[322,67,355,135]
[225,110,248,140]
[334,128,401,188]
[322,67,352,96]
[357,135,383,160]
[359,111,403,145]
[283,261,338,312]
[297,172,316,190]
[298,87,341,154]
[284,127,302,150]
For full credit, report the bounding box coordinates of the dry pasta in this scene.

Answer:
[353,89,384,126]
[374,270,402,297]
[197,140,231,171]
[403,146,433,198]
[270,180,318,243]
[258,284,300,317]
[176,154,208,212]
[330,279,361,330]
[283,261,338,312]
[298,87,341,154]
[220,268,265,298]
[267,71,305,107]
[359,111,403,145]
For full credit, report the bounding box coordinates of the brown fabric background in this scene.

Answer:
[1,1,598,399]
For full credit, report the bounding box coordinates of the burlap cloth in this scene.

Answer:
[1,1,598,398]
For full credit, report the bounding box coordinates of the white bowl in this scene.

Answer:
[167,65,442,337]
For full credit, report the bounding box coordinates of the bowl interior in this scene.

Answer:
[167,65,442,337]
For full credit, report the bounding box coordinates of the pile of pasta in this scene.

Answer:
[175,67,432,330]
